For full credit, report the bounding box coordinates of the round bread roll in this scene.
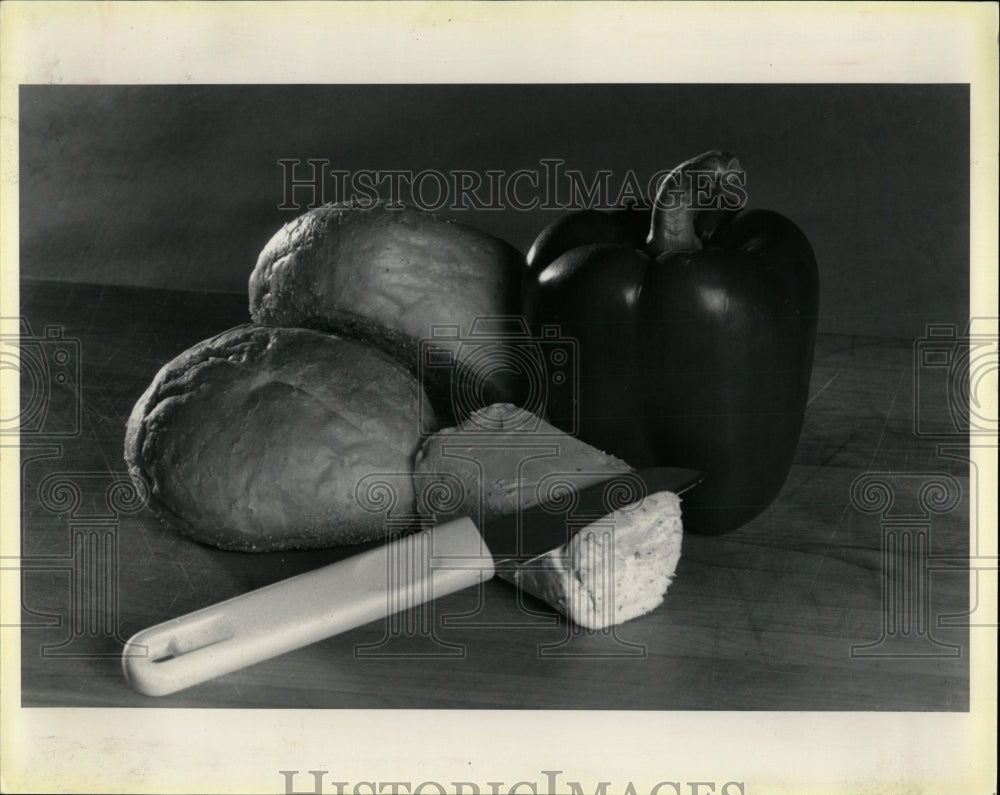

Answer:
[248,202,526,422]
[124,324,436,551]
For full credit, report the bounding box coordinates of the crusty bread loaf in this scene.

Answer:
[248,202,526,422]
[499,491,683,630]
[413,403,633,525]
[124,324,436,551]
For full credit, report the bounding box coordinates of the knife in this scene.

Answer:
[122,467,701,696]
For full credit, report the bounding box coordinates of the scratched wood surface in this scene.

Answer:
[14,279,971,709]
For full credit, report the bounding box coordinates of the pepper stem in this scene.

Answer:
[646,151,741,257]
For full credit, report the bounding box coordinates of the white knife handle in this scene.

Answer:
[122,518,494,696]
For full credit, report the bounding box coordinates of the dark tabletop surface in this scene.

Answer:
[13,278,972,710]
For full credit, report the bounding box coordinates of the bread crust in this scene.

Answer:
[124,324,435,551]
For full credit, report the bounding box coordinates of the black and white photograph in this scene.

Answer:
[1,3,997,794]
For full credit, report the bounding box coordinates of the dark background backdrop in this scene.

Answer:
[19,84,969,340]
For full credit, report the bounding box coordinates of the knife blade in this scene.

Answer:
[481,466,702,566]
[122,467,701,696]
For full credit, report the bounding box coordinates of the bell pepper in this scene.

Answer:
[522,151,819,535]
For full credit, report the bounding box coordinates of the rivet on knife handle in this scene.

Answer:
[122,518,494,697]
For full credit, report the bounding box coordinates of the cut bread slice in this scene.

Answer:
[499,490,683,630]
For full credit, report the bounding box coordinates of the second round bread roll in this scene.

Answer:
[248,202,526,422]
[124,324,436,551]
